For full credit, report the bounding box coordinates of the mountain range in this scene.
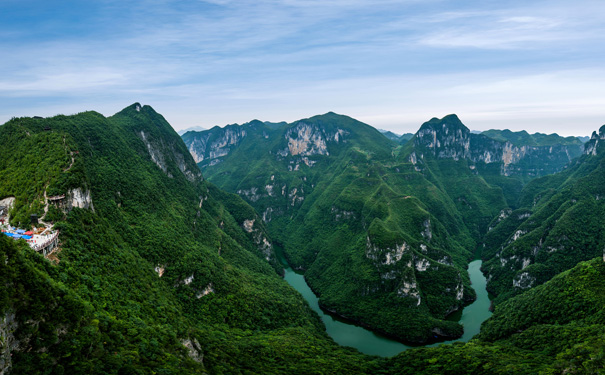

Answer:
[1,104,604,374]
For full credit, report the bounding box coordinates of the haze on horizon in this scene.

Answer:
[1,0,604,137]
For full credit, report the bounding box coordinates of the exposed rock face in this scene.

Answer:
[415,115,581,177]
[0,197,15,219]
[0,310,18,375]
[281,122,348,158]
[397,277,421,306]
[181,338,203,364]
[584,125,605,155]
[140,130,172,177]
[67,188,94,211]
[182,123,250,165]
[138,130,202,182]
[242,218,274,261]
[285,122,329,156]
[513,271,535,289]
[365,237,409,265]
[196,283,214,299]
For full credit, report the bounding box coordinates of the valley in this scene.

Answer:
[1,104,604,374]
[183,112,586,344]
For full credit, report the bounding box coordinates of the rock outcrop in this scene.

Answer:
[584,125,605,155]
[414,115,581,177]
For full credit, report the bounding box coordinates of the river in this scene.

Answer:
[277,251,492,357]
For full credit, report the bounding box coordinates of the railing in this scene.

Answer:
[32,231,60,252]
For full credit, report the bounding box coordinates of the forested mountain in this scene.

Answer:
[2,104,605,374]
[378,129,413,143]
[0,104,377,374]
[481,124,605,302]
[182,112,586,343]
[481,129,586,148]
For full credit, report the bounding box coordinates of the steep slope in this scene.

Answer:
[414,115,580,179]
[185,113,526,343]
[483,127,605,300]
[385,257,605,374]
[3,104,605,374]
[0,105,378,374]
[481,124,605,303]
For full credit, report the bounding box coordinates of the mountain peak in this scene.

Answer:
[414,115,471,160]
[584,124,605,155]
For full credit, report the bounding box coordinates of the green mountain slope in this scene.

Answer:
[481,125,605,303]
[186,113,570,343]
[384,257,605,374]
[3,104,605,374]
[482,129,585,148]
[0,105,380,374]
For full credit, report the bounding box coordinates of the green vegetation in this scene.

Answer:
[0,105,380,374]
[2,105,604,374]
[482,129,585,148]
[481,148,605,302]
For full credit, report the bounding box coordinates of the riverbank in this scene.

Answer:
[276,246,492,357]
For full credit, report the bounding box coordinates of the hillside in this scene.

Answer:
[0,104,379,374]
[3,104,604,374]
[385,257,605,374]
[481,124,605,302]
[182,112,586,343]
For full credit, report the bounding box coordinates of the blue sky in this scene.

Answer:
[1,0,604,136]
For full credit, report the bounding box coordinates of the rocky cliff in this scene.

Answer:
[414,115,581,177]
[584,124,605,155]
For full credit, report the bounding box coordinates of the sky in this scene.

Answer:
[1,0,605,136]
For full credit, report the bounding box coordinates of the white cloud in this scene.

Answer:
[1,0,605,137]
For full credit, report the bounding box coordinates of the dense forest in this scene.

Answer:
[1,104,604,374]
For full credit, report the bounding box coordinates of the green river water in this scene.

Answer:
[278,252,492,357]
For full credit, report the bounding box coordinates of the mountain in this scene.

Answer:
[480,124,605,302]
[399,133,414,143]
[386,257,605,374]
[482,129,585,148]
[0,104,378,374]
[379,129,401,141]
[177,125,206,135]
[414,115,582,179]
[182,112,595,345]
[3,104,605,373]
[183,113,488,342]
[378,129,413,143]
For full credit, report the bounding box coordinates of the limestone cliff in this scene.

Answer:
[414,115,581,177]
[584,125,605,155]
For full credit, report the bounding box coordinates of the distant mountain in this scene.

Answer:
[577,135,590,143]
[378,129,401,141]
[263,120,288,129]
[378,129,414,143]
[398,133,414,143]
[481,129,584,148]
[414,115,583,179]
[177,125,206,135]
